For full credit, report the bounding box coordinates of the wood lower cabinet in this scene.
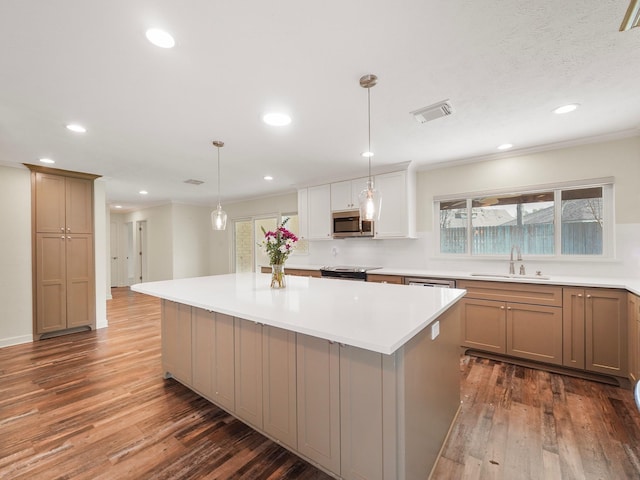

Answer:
[262,325,297,449]
[563,288,628,377]
[260,266,321,278]
[629,294,640,385]
[366,274,404,284]
[460,298,507,354]
[296,334,341,474]
[234,319,264,429]
[160,300,462,480]
[192,308,235,411]
[458,280,563,366]
[162,300,193,385]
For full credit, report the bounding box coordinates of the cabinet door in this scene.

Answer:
[296,334,340,473]
[65,177,93,233]
[192,309,236,410]
[192,308,216,399]
[374,170,407,238]
[213,313,236,411]
[234,319,263,428]
[562,288,585,369]
[507,303,563,365]
[262,326,297,449]
[367,274,403,284]
[307,184,332,239]
[297,188,309,240]
[629,294,638,384]
[340,345,383,480]
[35,233,67,333]
[330,180,353,211]
[460,298,506,353]
[66,234,95,328]
[585,289,628,376]
[35,173,66,233]
[162,300,193,384]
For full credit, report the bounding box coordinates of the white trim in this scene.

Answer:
[0,334,33,348]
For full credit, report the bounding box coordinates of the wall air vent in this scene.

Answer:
[184,179,204,185]
[411,99,453,124]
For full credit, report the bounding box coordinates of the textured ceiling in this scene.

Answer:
[0,0,638,211]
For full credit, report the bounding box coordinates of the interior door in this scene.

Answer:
[110,221,120,287]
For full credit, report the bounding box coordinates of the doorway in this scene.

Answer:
[110,221,120,287]
[136,220,147,283]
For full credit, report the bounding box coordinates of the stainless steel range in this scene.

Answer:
[319,265,382,281]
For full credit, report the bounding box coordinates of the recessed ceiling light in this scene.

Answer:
[361,151,374,158]
[263,112,291,126]
[66,124,86,133]
[145,28,175,48]
[264,175,274,181]
[139,190,148,195]
[553,104,579,114]
[114,205,123,209]
[39,158,55,164]
[497,143,513,150]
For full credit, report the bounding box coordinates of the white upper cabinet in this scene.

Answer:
[307,184,332,240]
[298,163,415,240]
[297,188,309,240]
[374,169,416,239]
[330,177,369,211]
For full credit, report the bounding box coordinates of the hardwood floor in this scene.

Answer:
[431,356,640,480]
[1,287,639,479]
[0,288,330,480]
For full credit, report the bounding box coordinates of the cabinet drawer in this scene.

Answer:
[457,280,562,307]
[367,274,403,284]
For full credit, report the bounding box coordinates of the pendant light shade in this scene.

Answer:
[358,74,381,222]
[211,140,227,231]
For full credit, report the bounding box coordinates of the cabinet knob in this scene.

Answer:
[60,227,64,232]
[586,294,592,299]
[500,305,505,310]
[578,294,583,298]
[60,236,65,240]
[507,306,512,310]
[67,227,71,232]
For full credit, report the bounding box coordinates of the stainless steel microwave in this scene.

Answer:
[332,210,374,238]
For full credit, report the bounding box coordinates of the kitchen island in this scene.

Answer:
[132,273,466,480]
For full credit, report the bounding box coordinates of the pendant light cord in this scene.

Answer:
[217,146,221,208]
[367,85,372,183]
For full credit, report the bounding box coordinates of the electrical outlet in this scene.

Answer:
[431,321,440,340]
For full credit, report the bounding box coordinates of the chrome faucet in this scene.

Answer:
[509,245,522,275]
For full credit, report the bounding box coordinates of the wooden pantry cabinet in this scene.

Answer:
[27,164,99,338]
[563,288,628,377]
[629,294,639,385]
[458,280,564,365]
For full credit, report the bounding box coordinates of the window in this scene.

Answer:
[436,182,611,257]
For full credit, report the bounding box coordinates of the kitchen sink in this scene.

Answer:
[470,273,550,280]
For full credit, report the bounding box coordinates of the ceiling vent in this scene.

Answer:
[184,179,204,185]
[411,99,453,124]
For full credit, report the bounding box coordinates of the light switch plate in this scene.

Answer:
[431,320,440,340]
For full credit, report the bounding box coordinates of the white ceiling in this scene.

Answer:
[1,1,639,211]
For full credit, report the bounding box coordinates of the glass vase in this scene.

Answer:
[270,264,286,289]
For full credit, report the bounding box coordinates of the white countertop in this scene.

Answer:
[131,273,466,355]
[283,264,640,296]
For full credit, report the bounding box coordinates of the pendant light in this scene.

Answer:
[358,74,381,222]
[211,140,227,230]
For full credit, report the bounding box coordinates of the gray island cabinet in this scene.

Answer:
[134,273,465,480]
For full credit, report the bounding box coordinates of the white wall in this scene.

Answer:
[94,179,108,329]
[0,166,33,347]
[172,203,211,279]
[209,192,298,275]
[124,204,174,282]
[300,136,640,278]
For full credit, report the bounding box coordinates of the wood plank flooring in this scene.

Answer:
[1,287,639,479]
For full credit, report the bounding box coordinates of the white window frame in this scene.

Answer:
[434,178,615,259]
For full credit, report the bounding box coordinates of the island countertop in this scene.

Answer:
[131,273,466,355]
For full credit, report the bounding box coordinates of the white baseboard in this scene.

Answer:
[0,334,34,348]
